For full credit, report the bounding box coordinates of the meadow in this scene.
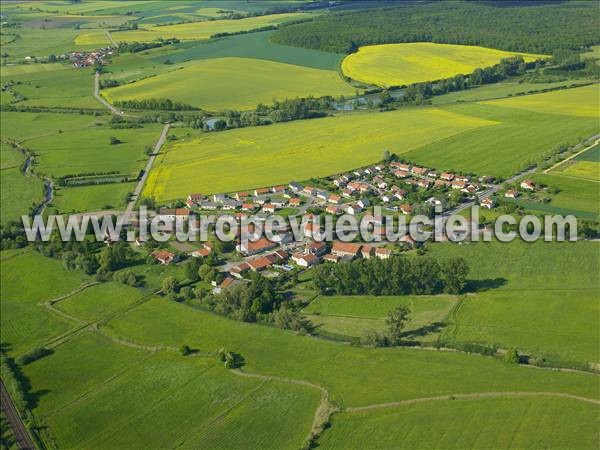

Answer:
[52,182,136,214]
[79,13,315,45]
[103,57,355,111]
[528,173,599,219]
[144,106,494,201]
[551,143,599,182]
[341,43,545,88]
[319,397,600,449]
[303,295,457,340]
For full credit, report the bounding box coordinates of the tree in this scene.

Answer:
[386,306,410,345]
[162,276,178,295]
[185,258,200,282]
[441,258,469,294]
[505,348,520,364]
[109,136,121,145]
[179,344,191,356]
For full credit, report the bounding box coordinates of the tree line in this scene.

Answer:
[272,2,599,54]
[114,98,199,111]
[313,255,469,296]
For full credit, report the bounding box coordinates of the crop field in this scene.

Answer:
[0,143,44,225]
[77,13,315,45]
[550,143,600,182]
[52,182,136,214]
[21,123,162,178]
[407,95,600,177]
[303,295,457,340]
[428,240,599,364]
[103,57,355,111]
[0,250,87,355]
[27,335,319,450]
[482,83,600,117]
[144,107,494,200]
[341,43,545,88]
[319,397,600,449]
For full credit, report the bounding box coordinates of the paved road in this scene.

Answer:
[0,379,35,450]
[543,135,600,174]
[124,123,170,221]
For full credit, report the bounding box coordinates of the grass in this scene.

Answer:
[428,240,599,364]
[407,97,599,177]
[529,173,599,219]
[55,282,146,322]
[318,397,600,449]
[341,42,545,88]
[103,57,354,111]
[52,182,136,214]
[482,83,600,117]
[432,79,596,105]
[0,111,95,142]
[551,143,600,182]
[144,106,494,200]
[0,250,87,355]
[303,295,457,340]
[0,142,45,225]
[91,13,316,44]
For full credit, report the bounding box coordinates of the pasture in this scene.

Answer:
[143,106,494,201]
[528,173,599,219]
[52,182,136,214]
[303,295,457,340]
[341,42,545,88]
[482,83,600,117]
[319,397,600,449]
[103,57,354,111]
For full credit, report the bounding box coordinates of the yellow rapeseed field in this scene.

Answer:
[341,42,545,88]
[143,107,496,201]
[102,57,354,111]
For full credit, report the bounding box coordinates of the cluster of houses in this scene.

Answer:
[504,179,537,199]
[70,47,113,67]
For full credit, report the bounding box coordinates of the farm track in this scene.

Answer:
[0,379,35,450]
[544,136,600,174]
[345,391,600,413]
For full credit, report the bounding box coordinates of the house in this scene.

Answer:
[151,250,176,265]
[393,169,411,179]
[328,194,341,204]
[357,197,370,209]
[156,208,189,222]
[316,190,329,201]
[187,193,204,205]
[455,175,470,182]
[254,187,270,196]
[272,185,286,194]
[391,162,411,172]
[242,203,258,212]
[289,181,303,192]
[375,247,392,259]
[345,203,362,216]
[248,255,274,272]
[234,191,250,200]
[253,195,268,205]
[222,199,240,210]
[381,194,391,203]
[375,179,388,189]
[394,190,407,201]
[289,197,301,207]
[301,186,316,197]
[270,198,287,208]
[291,252,319,268]
[306,240,327,256]
[323,253,340,263]
[435,179,450,188]
[237,237,277,256]
[361,245,375,259]
[262,203,276,213]
[191,247,211,258]
[331,241,362,258]
[411,166,428,176]
[400,234,416,247]
[400,204,413,215]
[185,198,196,209]
[230,262,250,278]
[481,197,495,209]
[199,201,218,210]
[326,205,340,215]
[333,177,347,188]
[440,172,455,181]
[520,179,536,191]
[427,170,438,178]
[212,276,240,294]
[213,193,227,203]
[416,179,431,189]
[451,180,466,190]
[505,189,519,199]
[341,188,354,198]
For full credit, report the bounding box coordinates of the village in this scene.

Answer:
[141,159,541,294]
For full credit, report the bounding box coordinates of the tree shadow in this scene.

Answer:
[465,277,507,292]
[401,321,446,340]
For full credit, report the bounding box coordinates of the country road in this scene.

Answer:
[93,71,123,116]
[543,135,600,174]
[0,379,35,450]
[125,123,170,220]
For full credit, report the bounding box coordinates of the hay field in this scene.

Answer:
[341,42,545,87]
[103,57,354,111]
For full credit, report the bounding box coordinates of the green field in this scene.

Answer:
[304,295,457,340]
[550,142,600,182]
[52,182,136,214]
[103,57,354,111]
[0,142,45,225]
[144,106,494,200]
[482,83,600,117]
[341,43,545,88]
[319,397,600,449]
[528,173,599,219]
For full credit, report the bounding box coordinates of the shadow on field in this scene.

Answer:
[465,277,507,292]
[401,321,446,341]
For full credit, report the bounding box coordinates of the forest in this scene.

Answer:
[272,1,600,54]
